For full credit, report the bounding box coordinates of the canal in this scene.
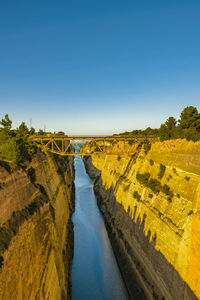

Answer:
[71,155,129,300]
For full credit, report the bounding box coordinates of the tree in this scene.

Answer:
[184,127,200,142]
[38,129,45,135]
[0,115,37,165]
[165,117,177,131]
[158,116,177,141]
[159,124,169,141]
[179,106,200,130]
[1,138,21,164]
[178,106,200,141]
[16,122,29,138]
[0,114,12,130]
[29,127,35,135]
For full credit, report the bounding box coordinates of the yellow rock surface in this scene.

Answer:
[0,152,74,300]
[91,139,200,299]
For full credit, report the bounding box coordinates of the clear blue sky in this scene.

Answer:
[0,0,200,134]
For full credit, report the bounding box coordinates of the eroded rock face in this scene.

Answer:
[0,161,38,225]
[84,139,200,300]
[0,151,75,300]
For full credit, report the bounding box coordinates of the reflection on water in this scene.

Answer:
[71,156,129,300]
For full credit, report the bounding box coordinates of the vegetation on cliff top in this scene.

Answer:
[119,106,200,142]
[0,114,37,165]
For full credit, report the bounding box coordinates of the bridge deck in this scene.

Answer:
[29,135,158,156]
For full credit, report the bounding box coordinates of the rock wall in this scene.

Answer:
[0,151,75,300]
[84,139,200,300]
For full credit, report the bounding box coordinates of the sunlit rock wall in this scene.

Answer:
[84,140,200,300]
[0,151,75,300]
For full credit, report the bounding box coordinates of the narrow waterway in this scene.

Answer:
[71,155,129,300]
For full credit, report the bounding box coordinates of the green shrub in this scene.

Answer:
[133,191,141,202]
[149,159,154,166]
[167,174,172,181]
[136,172,162,194]
[162,184,174,198]
[172,168,177,174]
[185,176,190,181]
[162,184,170,194]
[177,193,180,198]
[124,184,130,192]
[167,197,172,203]
[147,178,162,194]
[188,210,193,216]
[157,164,166,179]
[117,155,121,161]
[136,172,150,185]
[149,193,153,198]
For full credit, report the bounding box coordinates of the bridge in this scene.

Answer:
[29,135,158,156]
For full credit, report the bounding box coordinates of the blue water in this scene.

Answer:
[71,156,129,300]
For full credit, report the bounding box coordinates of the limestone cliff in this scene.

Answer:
[84,139,200,300]
[0,150,75,300]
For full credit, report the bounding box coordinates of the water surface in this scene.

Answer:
[72,155,129,300]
